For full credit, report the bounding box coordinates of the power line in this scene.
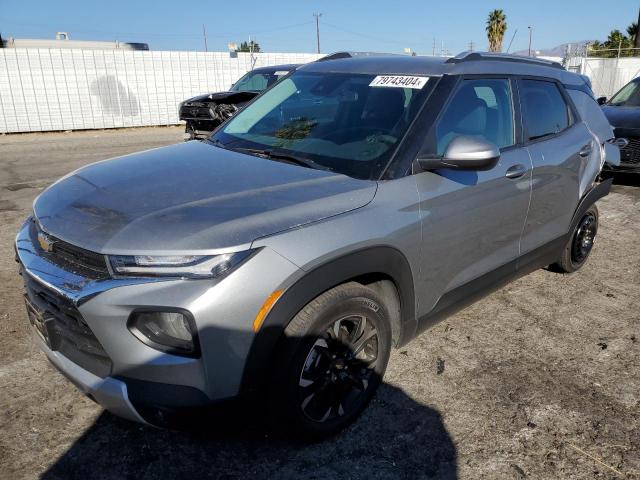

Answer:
[250,21,315,36]
[0,16,314,39]
[322,21,414,46]
[506,28,518,53]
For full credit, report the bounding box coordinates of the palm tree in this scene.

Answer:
[486,10,507,53]
[627,22,638,46]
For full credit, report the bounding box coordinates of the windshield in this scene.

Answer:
[212,71,433,179]
[609,80,640,106]
[230,70,291,93]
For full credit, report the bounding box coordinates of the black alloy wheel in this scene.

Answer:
[297,314,379,423]
[552,204,599,273]
[269,282,392,437]
[571,212,597,264]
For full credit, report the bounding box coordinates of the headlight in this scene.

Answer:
[108,251,253,278]
[128,310,199,356]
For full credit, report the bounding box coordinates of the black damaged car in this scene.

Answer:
[179,64,299,139]
[600,77,640,173]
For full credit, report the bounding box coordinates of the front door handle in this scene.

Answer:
[579,144,593,157]
[505,164,527,179]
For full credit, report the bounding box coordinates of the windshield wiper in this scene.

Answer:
[233,147,330,171]
[205,138,226,149]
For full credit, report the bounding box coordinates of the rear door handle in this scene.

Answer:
[579,144,593,157]
[505,164,527,179]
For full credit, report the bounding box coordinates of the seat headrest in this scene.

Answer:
[448,85,488,136]
[362,88,406,130]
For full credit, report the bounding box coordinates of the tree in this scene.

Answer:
[486,9,507,53]
[237,40,261,53]
[626,22,637,44]
[590,29,635,57]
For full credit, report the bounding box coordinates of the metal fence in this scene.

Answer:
[0,49,322,133]
[580,56,640,98]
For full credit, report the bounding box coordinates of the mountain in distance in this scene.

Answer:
[512,41,592,57]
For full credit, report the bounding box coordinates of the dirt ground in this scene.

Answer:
[0,127,638,480]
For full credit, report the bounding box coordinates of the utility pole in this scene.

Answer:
[618,38,622,58]
[528,26,533,56]
[249,34,257,68]
[313,13,322,53]
[202,24,208,52]
[468,41,474,52]
[432,38,436,56]
[636,7,640,49]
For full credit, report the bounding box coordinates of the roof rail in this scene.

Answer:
[317,52,353,61]
[316,51,404,62]
[446,51,563,70]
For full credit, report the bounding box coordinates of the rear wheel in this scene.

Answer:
[552,205,599,273]
[269,282,391,437]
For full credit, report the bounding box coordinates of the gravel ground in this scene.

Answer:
[0,127,638,480]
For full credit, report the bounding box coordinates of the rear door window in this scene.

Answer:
[520,79,571,141]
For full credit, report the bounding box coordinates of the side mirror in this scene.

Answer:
[597,96,607,105]
[417,136,500,171]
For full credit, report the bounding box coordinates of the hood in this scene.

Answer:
[183,91,258,105]
[33,141,377,254]
[601,105,640,131]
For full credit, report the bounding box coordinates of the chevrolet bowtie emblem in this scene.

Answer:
[37,231,54,252]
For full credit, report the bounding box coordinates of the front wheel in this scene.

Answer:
[552,204,599,273]
[269,282,392,437]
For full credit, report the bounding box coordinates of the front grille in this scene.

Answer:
[23,274,113,378]
[29,220,110,280]
[180,103,212,120]
[619,136,640,165]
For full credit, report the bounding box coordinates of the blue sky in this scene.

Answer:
[1,0,638,55]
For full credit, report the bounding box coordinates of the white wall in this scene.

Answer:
[0,49,322,133]
[581,57,640,98]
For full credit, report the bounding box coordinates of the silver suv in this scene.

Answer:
[16,52,618,436]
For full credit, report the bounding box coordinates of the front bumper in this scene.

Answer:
[603,162,640,173]
[15,218,302,425]
[41,337,147,424]
[608,131,640,172]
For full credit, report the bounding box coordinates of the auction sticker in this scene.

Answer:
[369,75,428,89]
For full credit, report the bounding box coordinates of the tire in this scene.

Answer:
[552,204,599,273]
[269,282,392,438]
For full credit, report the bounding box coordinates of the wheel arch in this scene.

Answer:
[239,246,417,394]
[570,177,611,232]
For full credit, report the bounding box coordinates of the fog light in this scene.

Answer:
[128,310,199,357]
